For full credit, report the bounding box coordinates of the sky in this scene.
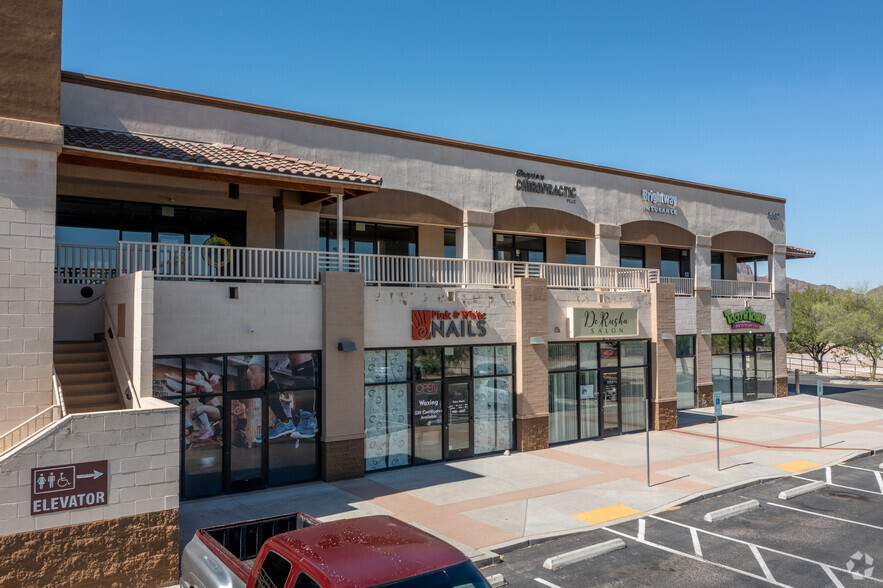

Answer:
[61,1,883,289]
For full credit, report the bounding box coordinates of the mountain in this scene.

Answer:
[786,278,839,294]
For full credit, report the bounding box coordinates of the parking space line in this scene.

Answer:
[836,464,880,473]
[767,502,883,530]
[603,527,789,587]
[821,564,846,588]
[792,475,883,496]
[689,526,702,557]
[534,578,563,588]
[875,471,883,493]
[646,516,883,584]
[826,467,832,484]
[750,544,776,583]
[637,518,645,541]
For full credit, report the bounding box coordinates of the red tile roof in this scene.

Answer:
[786,245,816,259]
[63,126,382,186]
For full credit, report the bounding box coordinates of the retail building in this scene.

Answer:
[0,1,813,584]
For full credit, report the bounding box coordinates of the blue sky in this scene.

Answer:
[61,1,882,288]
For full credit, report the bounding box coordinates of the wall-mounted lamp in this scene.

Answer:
[700,329,711,336]
[529,336,545,345]
[229,183,240,200]
[660,333,674,341]
[446,290,456,302]
[338,341,357,351]
[554,326,561,333]
[229,286,239,300]
[247,328,255,333]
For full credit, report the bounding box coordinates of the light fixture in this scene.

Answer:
[529,336,545,345]
[338,341,357,351]
[554,326,561,333]
[660,333,674,340]
[229,183,240,200]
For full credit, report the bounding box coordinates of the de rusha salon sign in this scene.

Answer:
[568,308,639,338]
[412,310,488,341]
[31,460,108,515]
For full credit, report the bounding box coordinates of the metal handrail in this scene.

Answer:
[52,365,67,418]
[101,296,141,409]
[659,276,695,296]
[0,405,62,457]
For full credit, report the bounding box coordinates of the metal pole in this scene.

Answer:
[336,193,343,271]
[645,398,650,487]
[716,412,720,471]
[818,389,822,448]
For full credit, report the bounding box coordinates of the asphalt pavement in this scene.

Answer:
[483,453,883,587]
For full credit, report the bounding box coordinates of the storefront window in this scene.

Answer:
[676,336,696,409]
[548,341,649,443]
[711,252,723,280]
[365,345,514,471]
[320,219,417,256]
[565,239,587,265]
[661,248,691,278]
[494,233,545,262]
[155,352,320,500]
[444,228,457,259]
[620,244,645,269]
[712,334,775,404]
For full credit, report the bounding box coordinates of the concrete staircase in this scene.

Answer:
[54,341,124,413]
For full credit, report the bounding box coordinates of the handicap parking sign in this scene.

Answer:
[713,391,722,417]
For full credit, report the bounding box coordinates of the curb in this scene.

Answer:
[542,538,626,570]
[778,481,825,500]
[703,499,760,522]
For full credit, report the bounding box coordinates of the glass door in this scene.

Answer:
[444,380,473,460]
[413,381,443,464]
[224,393,267,493]
[743,354,758,401]
[601,370,621,436]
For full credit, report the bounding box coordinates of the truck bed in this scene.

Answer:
[204,511,320,563]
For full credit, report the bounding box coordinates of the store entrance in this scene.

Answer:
[444,379,473,460]
[224,393,267,493]
[601,370,621,436]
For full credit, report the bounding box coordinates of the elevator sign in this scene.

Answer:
[31,460,108,515]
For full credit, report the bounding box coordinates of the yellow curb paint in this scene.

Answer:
[667,506,681,511]
[573,504,642,525]
[775,460,821,472]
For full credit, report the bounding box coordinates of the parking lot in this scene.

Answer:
[482,454,883,587]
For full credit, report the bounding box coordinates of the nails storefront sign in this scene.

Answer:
[412,310,488,341]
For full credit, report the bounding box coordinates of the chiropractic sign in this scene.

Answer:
[412,310,488,341]
[723,308,766,330]
[31,460,108,515]
[568,308,639,338]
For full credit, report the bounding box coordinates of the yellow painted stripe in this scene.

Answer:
[573,504,642,526]
[775,460,821,473]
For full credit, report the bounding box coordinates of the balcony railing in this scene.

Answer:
[104,242,655,291]
[712,279,772,299]
[55,244,117,284]
[659,276,695,296]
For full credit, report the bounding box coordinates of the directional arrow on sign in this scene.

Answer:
[76,470,103,480]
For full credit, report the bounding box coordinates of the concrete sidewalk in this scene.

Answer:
[179,387,883,563]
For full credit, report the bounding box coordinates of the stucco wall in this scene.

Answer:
[153,281,322,355]
[53,284,104,342]
[547,290,653,342]
[105,271,154,402]
[60,82,787,246]
[363,286,516,349]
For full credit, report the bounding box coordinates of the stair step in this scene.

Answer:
[54,361,111,375]
[64,391,121,407]
[54,341,104,353]
[57,371,114,386]
[54,351,107,364]
[66,402,123,414]
[62,382,117,396]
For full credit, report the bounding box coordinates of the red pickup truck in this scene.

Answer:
[179,512,491,588]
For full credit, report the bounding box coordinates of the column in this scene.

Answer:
[274,190,321,251]
[651,282,678,429]
[320,271,366,481]
[461,209,494,260]
[514,277,549,451]
[0,0,63,435]
[694,236,713,407]
[594,223,621,267]
[772,243,788,397]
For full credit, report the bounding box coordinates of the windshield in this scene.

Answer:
[374,561,491,588]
